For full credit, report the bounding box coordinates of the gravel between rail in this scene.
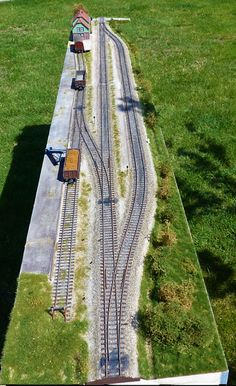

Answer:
[84,19,156,381]
[51,18,156,381]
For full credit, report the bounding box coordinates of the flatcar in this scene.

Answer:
[74,70,86,90]
[63,148,80,182]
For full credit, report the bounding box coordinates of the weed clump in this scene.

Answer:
[140,303,208,352]
[182,258,198,276]
[159,163,171,179]
[158,181,170,200]
[158,280,195,310]
[159,223,177,246]
[151,258,166,278]
[158,163,171,200]
[74,349,88,384]
[160,208,175,223]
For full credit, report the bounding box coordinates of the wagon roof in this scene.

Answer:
[64,149,80,172]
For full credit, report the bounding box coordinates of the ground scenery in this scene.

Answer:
[0,0,235,384]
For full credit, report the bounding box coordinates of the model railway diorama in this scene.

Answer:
[0,2,230,386]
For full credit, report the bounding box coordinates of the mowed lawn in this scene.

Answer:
[111,0,236,381]
[0,0,235,383]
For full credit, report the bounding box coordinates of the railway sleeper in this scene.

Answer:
[48,305,69,320]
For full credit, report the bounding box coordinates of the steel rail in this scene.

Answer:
[75,90,111,195]
[103,23,147,363]
[77,51,85,70]
[98,19,120,377]
[50,181,78,320]
[99,21,109,374]
[79,101,115,378]
[76,78,111,376]
[51,183,70,314]
[50,52,85,320]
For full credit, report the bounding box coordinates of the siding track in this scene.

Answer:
[98,19,119,378]
[50,52,85,321]
[82,20,148,380]
[50,181,78,320]
[103,22,148,378]
[51,20,148,380]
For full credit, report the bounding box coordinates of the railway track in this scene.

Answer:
[51,19,148,379]
[50,181,78,320]
[98,19,120,378]
[82,19,148,379]
[76,20,121,378]
[102,22,148,376]
[81,19,147,379]
[50,52,85,320]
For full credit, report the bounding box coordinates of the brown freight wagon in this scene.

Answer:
[74,70,86,90]
[63,148,80,182]
[74,40,84,53]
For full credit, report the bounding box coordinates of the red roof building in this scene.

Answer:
[72,16,90,30]
[72,9,91,24]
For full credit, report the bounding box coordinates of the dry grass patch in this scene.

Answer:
[158,280,195,310]
[159,222,177,246]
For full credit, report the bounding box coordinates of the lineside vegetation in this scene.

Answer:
[111,0,235,380]
[0,274,88,384]
[0,0,235,383]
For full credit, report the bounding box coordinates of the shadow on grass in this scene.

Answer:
[228,366,236,385]
[199,249,236,384]
[177,135,236,220]
[198,249,236,300]
[178,145,236,196]
[0,124,49,361]
[176,174,223,219]
[117,95,159,121]
[179,124,236,190]
[199,137,230,167]
[140,96,159,118]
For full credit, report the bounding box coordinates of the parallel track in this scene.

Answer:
[103,22,147,376]
[81,20,147,378]
[98,20,119,378]
[51,20,148,379]
[50,52,85,320]
[78,21,120,377]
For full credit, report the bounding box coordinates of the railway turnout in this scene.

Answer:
[50,52,85,320]
[50,17,148,380]
[82,19,148,379]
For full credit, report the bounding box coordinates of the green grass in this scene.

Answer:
[107,42,128,198]
[84,52,93,121]
[0,274,88,384]
[0,0,74,359]
[0,0,235,382]
[136,128,227,377]
[109,1,236,381]
[1,179,91,384]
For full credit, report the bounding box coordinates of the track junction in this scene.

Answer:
[50,18,151,381]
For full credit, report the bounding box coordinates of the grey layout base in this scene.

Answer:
[21,45,75,274]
